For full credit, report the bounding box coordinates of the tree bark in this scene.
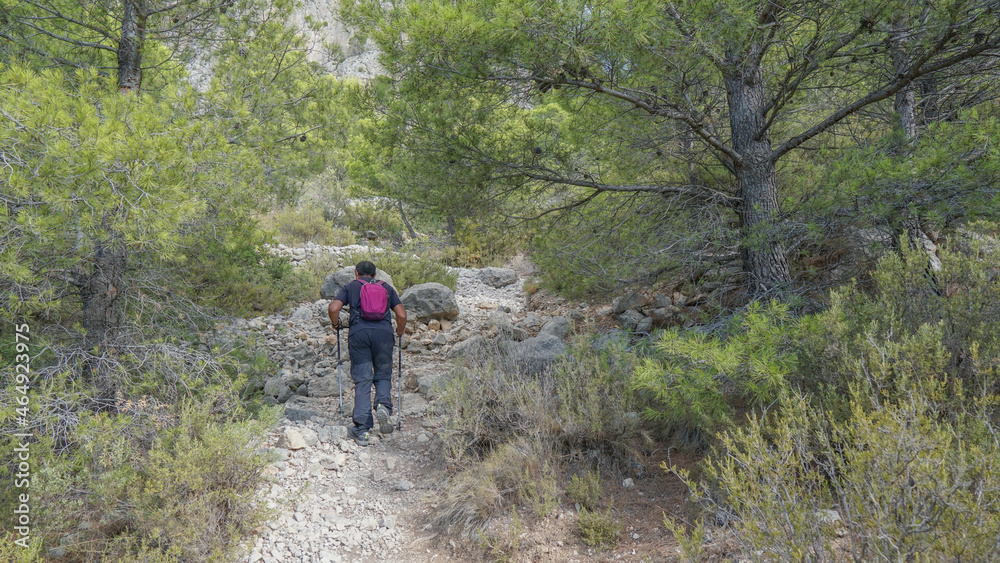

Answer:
[80,239,127,406]
[891,19,918,143]
[397,200,418,240]
[118,0,147,92]
[81,243,126,352]
[725,49,792,297]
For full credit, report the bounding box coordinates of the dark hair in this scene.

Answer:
[356,260,376,277]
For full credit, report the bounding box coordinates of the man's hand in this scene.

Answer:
[392,303,407,336]
[328,299,345,331]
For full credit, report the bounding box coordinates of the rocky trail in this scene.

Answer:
[236,245,691,563]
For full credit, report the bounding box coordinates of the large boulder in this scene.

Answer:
[319,266,394,300]
[513,334,567,375]
[537,316,570,339]
[478,267,518,288]
[401,283,459,322]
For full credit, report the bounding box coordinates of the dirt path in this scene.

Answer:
[246,391,464,563]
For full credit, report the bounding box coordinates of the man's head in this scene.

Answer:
[355,260,377,278]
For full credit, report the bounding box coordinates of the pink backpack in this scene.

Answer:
[359,279,389,321]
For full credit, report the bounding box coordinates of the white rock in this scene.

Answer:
[276,428,307,450]
[298,427,319,446]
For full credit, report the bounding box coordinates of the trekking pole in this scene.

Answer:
[336,326,343,415]
[397,333,403,431]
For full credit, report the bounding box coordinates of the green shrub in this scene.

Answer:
[441,338,642,466]
[577,504,621,549]
[177,220,315,316]
[521,278,540,296]
[792,242,1000,417]
[626,242,1000,445]
[0,534,42,562]
[342,248,457,291]
[342,199,406,239]
[672,386,1000,561]
[264,203,357,246]
[442,218,529,268]
[475,510,523,563]
[1,399,279,563]
[630,301,794,440]
[129,402,278,560]
[643,239,1000,559]
[207,256,316,316]
[566,469,602,511]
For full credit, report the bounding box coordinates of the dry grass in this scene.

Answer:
[432,336,646,539]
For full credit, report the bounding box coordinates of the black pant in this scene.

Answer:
[348,329,394,433]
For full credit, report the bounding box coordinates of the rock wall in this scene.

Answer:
[286,0,384,80]
[186,0,384,90]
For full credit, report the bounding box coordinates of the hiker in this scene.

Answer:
[328,260,407,446]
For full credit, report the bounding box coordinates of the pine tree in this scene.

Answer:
[344,0,1000,298]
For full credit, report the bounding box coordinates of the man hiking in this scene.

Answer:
[328,260,407,446]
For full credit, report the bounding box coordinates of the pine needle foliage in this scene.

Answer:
[630,301,794,437]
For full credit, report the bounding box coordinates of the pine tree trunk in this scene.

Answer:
[725,50,792,297]
[81,240,127,406]
[891,19,918,142]
[118,0,147,92]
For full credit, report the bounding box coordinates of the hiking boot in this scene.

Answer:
[375,404,394,435]
[353,430,371,447]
